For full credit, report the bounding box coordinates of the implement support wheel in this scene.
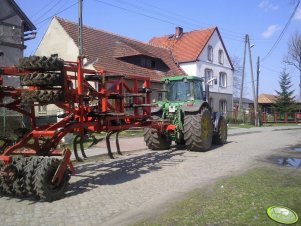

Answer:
[34,158,70,201]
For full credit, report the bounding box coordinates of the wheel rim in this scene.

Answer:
[220,120,226,140]
[201,115,209,139]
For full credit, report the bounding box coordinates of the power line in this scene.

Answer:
[35,1,78,26]
[32,0,62,22]
[261,0,301,62]
[93,0,245,43]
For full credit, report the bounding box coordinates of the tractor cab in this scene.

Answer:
[161,76,205,102]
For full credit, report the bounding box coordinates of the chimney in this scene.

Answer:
[175,26,183,39]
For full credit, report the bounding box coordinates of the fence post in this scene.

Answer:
[262,112,266,123]
[284,113,288,123]
[274,112,278,123]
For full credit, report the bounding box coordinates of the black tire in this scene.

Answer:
[0,161,4,195]
[18,56,64,71]
[21,72,64,87]
[21,90,64,104]
[212,116,228,145]
[183,108,213,152]
[143,127,171,150]
[33,158,70,201]
[23,157,43,196]
[13,157,29,197]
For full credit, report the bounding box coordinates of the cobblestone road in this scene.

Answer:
[0,126,301,226]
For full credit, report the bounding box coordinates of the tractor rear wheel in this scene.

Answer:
[212,116,227,145]
[184,108,213,151]
[144,128,171,150]
[33,158,70,201]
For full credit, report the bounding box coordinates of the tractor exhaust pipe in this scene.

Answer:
[205,84,209,102]
[205,77,217,102]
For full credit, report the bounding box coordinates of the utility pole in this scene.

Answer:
[247,36,257,126]
[238,34,248,113]
[78,0,83,57]
[256,56,260,126]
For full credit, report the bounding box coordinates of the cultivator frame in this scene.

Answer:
[0,55,160,201]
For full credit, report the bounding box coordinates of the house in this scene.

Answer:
[0,0,36,86]
[233,97,254,113]
[149,27,234,114]
[258,93,277,114]
[34,17,185,117]
[0,0,36,136]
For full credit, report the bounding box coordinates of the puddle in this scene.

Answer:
[291,147,301,152]
[277,158,301,168]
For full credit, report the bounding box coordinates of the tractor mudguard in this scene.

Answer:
[181,101,211,113]
[151,105,162,114]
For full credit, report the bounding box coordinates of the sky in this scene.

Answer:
[15,0,301,100]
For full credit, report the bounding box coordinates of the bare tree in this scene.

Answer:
[284,31,301,100]
[231,56,248,97]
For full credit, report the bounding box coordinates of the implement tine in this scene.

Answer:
[116,131,122,155]
[106,132,114,159]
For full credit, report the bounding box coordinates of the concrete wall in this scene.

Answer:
[0,0,25,87]
[209,92,232,116]
[179,30,233,113]
[0,0,24,66]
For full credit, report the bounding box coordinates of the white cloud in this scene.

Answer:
[261,25,281,39]
[293,6,301,20]
[258,0,279,11]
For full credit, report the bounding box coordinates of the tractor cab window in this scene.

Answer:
[194,80,203,100]
[167,80,191,101]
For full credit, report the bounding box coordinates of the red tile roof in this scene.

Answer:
[150,27,216,63]
[55,17,185,81]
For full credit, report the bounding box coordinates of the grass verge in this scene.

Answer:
[134,166,301,225]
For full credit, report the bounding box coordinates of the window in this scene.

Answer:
[140,57,146,67]
[219,72,227,88]
[219,100,227,113]
[38,105,47,113]
[194,80,203,100]
[140,57,156,69]
[207,45,213,61]
[218,49,224,64]
[205,69,213,86]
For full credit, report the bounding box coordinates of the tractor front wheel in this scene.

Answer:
[212,116,228,145]
[184,108,213,151]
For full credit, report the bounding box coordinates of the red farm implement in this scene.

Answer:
[0,55,162,201]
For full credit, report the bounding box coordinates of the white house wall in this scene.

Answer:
[196,30,233,95]
[35,18,78,60]
[179,30,233,114]
[179,62,196,76]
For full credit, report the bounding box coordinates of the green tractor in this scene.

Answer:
[144,75,227,151]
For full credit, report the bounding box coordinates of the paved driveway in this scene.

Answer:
[0,126,301,226]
